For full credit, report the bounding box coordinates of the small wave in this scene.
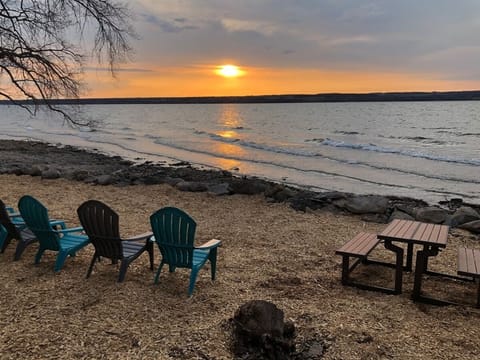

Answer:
[321,138,480,166]
[208,133,322,157]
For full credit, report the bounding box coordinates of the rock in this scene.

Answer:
[388,209,415,222]
[175,181,208,192]
[415,207,448,224]
[70,170,90,181]
[448,206,480,227]
[361,213,389,223]
[264,184,285,198]
[459,220,480,234]
[335,195,389,214]
[41,169,61,179]
[272,188,298,202]
[229,178,268,195]
[231,300,295,360]
[27,165,42,176]
[207,183,231,196]
[96,174,114,185]
[163,177,183,187]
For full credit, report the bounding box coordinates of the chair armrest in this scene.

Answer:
[195,239,221,250]
[56,226,84,234]
[49,220,67,229]
[11,218,26,225]
[124,232,154,242]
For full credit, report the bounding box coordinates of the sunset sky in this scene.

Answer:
[84,0,480,98]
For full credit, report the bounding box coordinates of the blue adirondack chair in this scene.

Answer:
[18,195,90,272]
[150,207,221,296]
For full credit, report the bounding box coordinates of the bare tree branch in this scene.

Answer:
[0,0,134,126]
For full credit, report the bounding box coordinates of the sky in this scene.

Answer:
[84,0,480,98]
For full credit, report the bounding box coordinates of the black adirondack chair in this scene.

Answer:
[77,200,154,282]
[0,199,37,260]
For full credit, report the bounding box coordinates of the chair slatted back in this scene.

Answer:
[150,207,196,268]
[18,196,60,251]
[77,200,123,260]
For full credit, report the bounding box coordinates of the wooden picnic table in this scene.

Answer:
[378,219,449,303]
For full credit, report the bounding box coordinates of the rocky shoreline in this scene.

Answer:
[1,139,479,236]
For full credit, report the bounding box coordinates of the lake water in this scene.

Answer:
[0,101,479,205]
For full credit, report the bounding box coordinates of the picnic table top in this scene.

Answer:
[378,219,449,247]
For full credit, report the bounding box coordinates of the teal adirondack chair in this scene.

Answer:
[18,195,90,272]
[150,207,221,296]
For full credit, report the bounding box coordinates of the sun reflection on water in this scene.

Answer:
[211,104,245,170]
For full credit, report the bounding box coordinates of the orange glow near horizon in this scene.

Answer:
[82,65,480,99]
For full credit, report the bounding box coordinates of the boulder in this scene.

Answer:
[41,169,61,179]
[229,178,268,195]
[207,183,231,196]
[175,181,208,192]
[335,195,389,214]
[448,206,480,227]
[231,300,295,360]
[96,174,114,185]
[415,207,448,224]
[388,209,415,222]
[459,220,480,234]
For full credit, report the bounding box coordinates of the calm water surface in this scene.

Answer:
[0,101,479,204]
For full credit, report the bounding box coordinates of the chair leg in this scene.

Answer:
[154,261,165,284]
[209,248,218,281]
[0,233,13,253]
[14,240,27,261]
[148,244,154,270]
[54,250,69,272]
[118,260,129,283]
[188,268,200,296]
[86,255,98,279]
[35,247,46,264]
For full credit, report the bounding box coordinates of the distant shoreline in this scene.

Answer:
[1,90,480,105]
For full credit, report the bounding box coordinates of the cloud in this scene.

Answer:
[123,1,480,85]
[141,14,198,33]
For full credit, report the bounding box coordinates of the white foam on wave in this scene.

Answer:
[321,138,480,166]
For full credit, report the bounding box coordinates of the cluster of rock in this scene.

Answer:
[1,140,479,236]
[230,300,327,359]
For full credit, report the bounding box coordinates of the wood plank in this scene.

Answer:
[437,225,449,246]
[412,222,428,241]
[474,249,480,274]
[466,248,475,274]
[401,221,421,239]
[379,219,401,237]
[458,247,467,273]
[336,232,378,257]
[429,225,441,244]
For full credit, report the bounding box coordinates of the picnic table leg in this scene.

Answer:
[476,279,480,308]
[412,245,440,303]
[405,243,414,271]
[384,240,404,294]
[341,255,350,285]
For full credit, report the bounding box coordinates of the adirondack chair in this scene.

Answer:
[18,195,89,272]
[1,200,37,260]
[150,207,221,296]
[77,200,154,282]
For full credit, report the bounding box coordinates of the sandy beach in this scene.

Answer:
[1,144,480,359]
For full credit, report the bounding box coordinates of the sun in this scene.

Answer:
[216,64,243,78]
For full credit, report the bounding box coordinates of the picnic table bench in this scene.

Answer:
[336,232,399,294]
[457,247,480,308]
